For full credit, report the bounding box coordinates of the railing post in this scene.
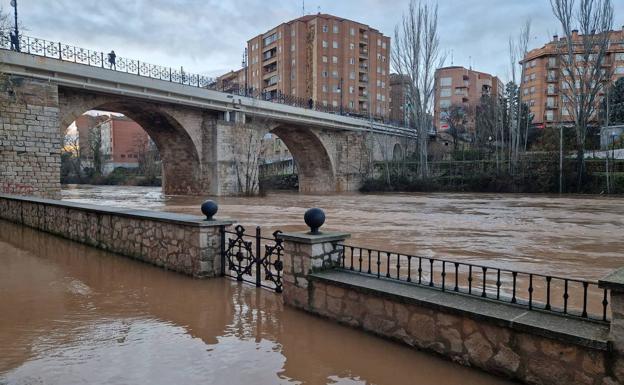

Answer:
[599,268,624,379]
[219,225,226,277]
[255,226,261,287]
[276,208,350,309]
[58,42,62,60]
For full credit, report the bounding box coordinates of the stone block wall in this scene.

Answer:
[0,194,231,278]
[0,75,61,198]
[307,278,618,385]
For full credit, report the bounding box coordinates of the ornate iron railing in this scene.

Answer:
[220,225,284,293]
[337,244,611,323]
[0,33,415,135]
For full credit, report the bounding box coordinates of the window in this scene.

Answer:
[575,54,584,62]
[322,25,328,33]
[332,85,339,93]
[349,71,356,80]
[349,57,355,65]
[377,39,382,46]
[349,86,354,94]
[547,97,555,108]
[332,56,338,64]
[548,57,557,67]
[440,99,451,108]
[333,25,339,33]
[323,100,328,106]
[547,84,555,94]
[530,60,536,67]
[291,59,295,66]
[382,42,386,49]
[291,44,295,52]
[524,75,529,83]
[440,88,452,97]
[322,85,328,92]
[291,29,296,37]
[349,101,355,108]
[523,88,529,95]
[562,107,570,116]
[530,86,535,94]
[333,41,339,49]
[292,88,296,95]
[616,66,624,74]
[350,27,355,36]
[322,71,328,78]
[377,66,381,74]
[322,40,328,48]
[349,43,355,50]
[615,53,624,61]
[381,81,385,89]
[440,77,452,86]
[332,100,338,107]
[322,56,328,63]
[263,33,278,46]
[331,70,338,78]
[530,73,536,80]
[546,110,554,121]
[291,73,295,80]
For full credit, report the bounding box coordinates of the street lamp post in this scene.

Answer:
[10,0,20,52]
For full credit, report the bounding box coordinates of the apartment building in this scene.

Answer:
[98,116,155,175]
[215,68,246,93]
[225,14,390,117]
[433,66,503,132]
[389,73,411,124]
[520,27,624,128]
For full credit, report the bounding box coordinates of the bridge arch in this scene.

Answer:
[59,92,205,195]
[392,143,404,161]
[270,125,336,194]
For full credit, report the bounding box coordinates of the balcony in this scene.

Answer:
[545,102,559,109]
[359,65,368,72]
[359,49,369,57]
[546,87,558,95]
[546,74,558,82]
[359,76,369,84]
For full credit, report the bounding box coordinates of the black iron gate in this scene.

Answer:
[220,225,284,293]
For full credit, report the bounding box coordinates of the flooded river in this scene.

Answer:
[63,185,624,280]
[0,219,509,385]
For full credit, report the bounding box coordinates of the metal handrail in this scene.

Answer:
[337,243,611,323]
[0,33,416,137]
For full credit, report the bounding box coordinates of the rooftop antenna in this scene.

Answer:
[451,49,454,65]
[469,55,472,70]
[302,0,305,16]
[317,6,321,14]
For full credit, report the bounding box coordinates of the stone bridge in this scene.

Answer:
[0,46,415,198]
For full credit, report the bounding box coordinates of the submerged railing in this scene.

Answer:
[0,34,413,134]
[220,225,284,293]
[337,244,611,323]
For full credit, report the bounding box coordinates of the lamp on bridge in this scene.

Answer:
[304,208,326,235]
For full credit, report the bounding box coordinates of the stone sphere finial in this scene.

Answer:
[201,200,218,221]
[304,208,325,235]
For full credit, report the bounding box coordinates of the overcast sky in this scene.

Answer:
[7,0,624,82]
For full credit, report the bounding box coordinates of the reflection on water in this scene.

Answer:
[0,220,509,385]
[63,185,624,280]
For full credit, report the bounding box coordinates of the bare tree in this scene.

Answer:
[550,0,614,187]
[508,20,531,172]
[230,118,269,196]
[88,126,103,176]
[392,0,444,179]
[133,133,160,180]
[443,103,469,151]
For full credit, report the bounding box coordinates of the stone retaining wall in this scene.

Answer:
[309,275,618,385]
[277,231,623,385]
[0,194,232,278]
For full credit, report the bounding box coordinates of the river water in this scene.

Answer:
[63,185,624,280]
[0,219,509,385]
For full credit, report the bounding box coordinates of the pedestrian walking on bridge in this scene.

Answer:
[108,50,116,70]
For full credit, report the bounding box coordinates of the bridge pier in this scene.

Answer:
[0,75,61,198]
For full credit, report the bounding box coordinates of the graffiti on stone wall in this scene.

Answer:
[1,182,34,195]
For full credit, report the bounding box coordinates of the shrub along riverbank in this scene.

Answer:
[360,158,624,194]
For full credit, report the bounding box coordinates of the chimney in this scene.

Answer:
[572,29,579,39]
[553,34,558,41]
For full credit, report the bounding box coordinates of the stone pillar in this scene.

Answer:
[277,231,350,309]
[598,268,624,380]
[0,75,61,198]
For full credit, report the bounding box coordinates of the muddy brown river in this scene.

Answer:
[2,185,622,384]
[62,185,624,280]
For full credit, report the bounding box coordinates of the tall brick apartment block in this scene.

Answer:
[222,14,391,118]
[520,28,624,128]
[433,66,503,133]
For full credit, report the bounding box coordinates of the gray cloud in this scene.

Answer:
[9,0,624,80]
